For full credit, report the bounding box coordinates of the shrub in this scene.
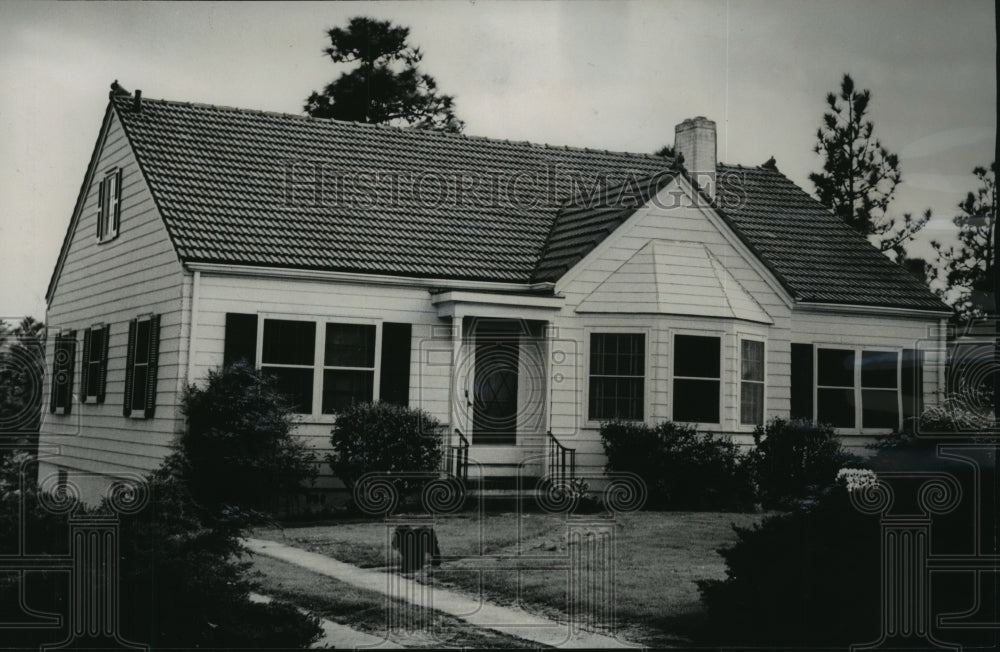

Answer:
[181,362,317,522]
[328,402,444,492]
[600,420,754,511]
[112,455,322,648]
[697,482,882,646]
[746,418,859,509]
[700,460,997,648]
[914,394,995,435]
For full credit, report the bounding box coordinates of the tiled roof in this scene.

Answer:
[109,93,947,312]
[712,166,949,310]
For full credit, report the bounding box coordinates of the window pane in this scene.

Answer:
[817,387,855,428]
[591,333,644,376]
[862,389,899,428]
[134,320,151,364]
[741,382,764,425]
[741,340,764,381]
[817,349,854,387]
[673,379,720,423]
[262,319,315,365]
[589,376,643,421]
[262,366,314,413]
[131,365,147,411]
[674,335,720,378]
[325,323,375,367]
[861,351,898,389]
[322,369,374,414]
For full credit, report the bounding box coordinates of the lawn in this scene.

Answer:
[255,510,759,646]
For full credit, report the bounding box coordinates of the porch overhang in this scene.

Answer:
[430,290,565,321]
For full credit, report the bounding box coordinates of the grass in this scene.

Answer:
[255,510,759,646]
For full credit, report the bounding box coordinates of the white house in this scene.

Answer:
[38,84,952,504]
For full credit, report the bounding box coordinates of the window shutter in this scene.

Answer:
[123,319,137,417]
[97,325,110,404]
[96,178,105,239]
[223,313,258,367]
[49,336,60,414]
[790,343,813,420]
[80,328,92,403]
[901,348,923,432]
[144,314,161,418]
[379,322,412,406]
[113,169,123,234]
[63,333,75,415]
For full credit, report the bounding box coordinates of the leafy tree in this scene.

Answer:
[305,17,464,132]
[0,317,45,446]
[810,74,929,254]
[932,162,997,323]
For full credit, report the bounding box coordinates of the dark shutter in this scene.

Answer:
[79,328,92,403]
[63,333,75,415]
[123,319,137,417]
[96,178,105,238]
[97,325,110,404]
[113,169,123,233]
[901,348,923,432]
[49,336,60,414]
[790,343,814,421]
[144,315,161,418]
[223,313,258,367]
[379,323,412,406]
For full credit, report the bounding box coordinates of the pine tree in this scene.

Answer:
[810,74,928,254]
[304,17,464,133]
[932,162,997,323]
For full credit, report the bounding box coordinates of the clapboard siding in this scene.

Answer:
[38,109,187,501]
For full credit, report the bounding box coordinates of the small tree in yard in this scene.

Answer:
[329,402,444,495]
[0,362,324,648]
[180,361,317,523]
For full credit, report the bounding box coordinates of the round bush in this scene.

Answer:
[747,418,859,509]
[328,402,444,491]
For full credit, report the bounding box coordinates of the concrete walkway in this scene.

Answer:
[249,591,402,649]
[245,537,641,649]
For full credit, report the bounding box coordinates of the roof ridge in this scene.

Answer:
[111,94,674,163]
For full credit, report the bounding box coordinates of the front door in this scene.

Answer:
[472,322,519,445]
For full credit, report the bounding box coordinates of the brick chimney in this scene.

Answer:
[674,116,717,201]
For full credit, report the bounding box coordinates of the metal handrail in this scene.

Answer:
[444,428,470,481]
[546,430,576,485]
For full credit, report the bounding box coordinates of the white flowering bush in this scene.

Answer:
[836,467,878,492]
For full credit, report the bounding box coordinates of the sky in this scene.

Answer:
[0,0,995,319]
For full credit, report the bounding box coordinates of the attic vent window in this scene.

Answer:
[96,169,122,243]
